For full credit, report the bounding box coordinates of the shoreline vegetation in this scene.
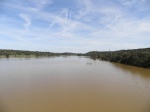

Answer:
[0,48,150,68]
[0,49,81,58]
[86,48,150,69]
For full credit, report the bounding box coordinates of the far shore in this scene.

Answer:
[0,48,150,69]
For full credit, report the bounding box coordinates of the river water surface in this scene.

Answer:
[0,56,150,112]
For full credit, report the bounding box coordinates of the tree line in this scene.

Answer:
[1,48,150,68]
[0,49,79,58]
[86,48,150,68]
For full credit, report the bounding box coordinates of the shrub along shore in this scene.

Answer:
[86,48,150,68]
[0,49,79,58]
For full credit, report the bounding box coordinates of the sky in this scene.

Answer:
[0,0,150,53]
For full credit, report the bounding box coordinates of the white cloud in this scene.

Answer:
[31,0,53,9]
[122,0,146,6]
[0,0,150,52]
[76,0,93,18]
[139,0,145,4]
[19,14,31,31]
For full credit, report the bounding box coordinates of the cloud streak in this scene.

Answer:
[19,14,31,31]
[0,0,150,52]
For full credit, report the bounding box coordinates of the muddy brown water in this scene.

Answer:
[0,56,150,112]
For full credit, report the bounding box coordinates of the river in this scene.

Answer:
[0,56,150,112]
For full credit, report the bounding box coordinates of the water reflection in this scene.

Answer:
[112,62,150,79]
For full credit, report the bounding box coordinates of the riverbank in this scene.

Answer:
[1,48,150,68]
[86,48,150,69]
[0,49,80,58]
[0,55,45,58]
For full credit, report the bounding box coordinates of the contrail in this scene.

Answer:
[68,9,72,29]
[44,8,67,33]
[37,8,71,38]
[66,9,68,21]
[104,15,118,30]
[35,9,67,39]
[58,9,72,34]
[65,9,69,29]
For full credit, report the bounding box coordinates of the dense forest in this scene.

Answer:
[86,48,150,68]
[0,49,78,58]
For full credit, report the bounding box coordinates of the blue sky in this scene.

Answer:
[0,0,150,53]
